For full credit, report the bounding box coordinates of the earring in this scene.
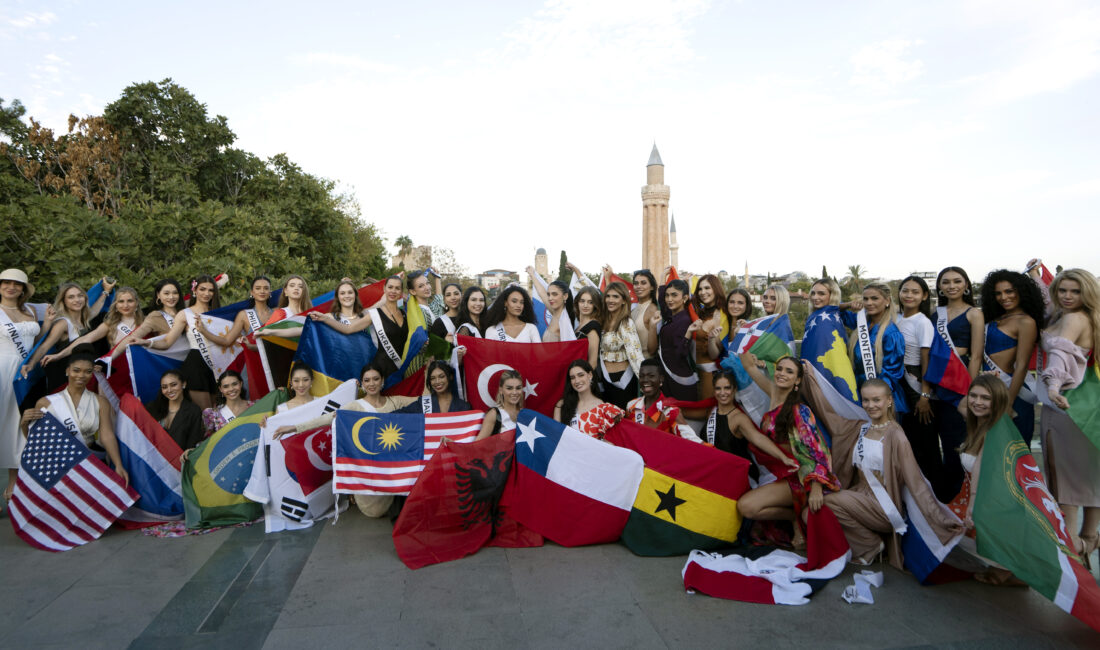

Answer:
[964,288,971,296]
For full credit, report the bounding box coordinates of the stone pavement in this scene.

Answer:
[0,505,1097,650]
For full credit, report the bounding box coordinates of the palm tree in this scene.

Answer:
[395,235,413,256]
[844,264,866,294]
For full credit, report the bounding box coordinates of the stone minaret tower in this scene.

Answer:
[669,213,679,269]
[743,260,749,288]
[641,143,670,273]
[535,248,549,280]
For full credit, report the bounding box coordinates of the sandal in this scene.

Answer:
[1079,533,1098,571]
[975,568,1028,587]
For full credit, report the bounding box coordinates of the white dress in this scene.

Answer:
[1,319,41,468]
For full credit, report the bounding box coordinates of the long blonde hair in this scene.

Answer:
[601,281,632,334]
[52,282,92,332]
[764,284,790,316]
[104,287,145,330]
[848,282,897,374]
[1049,268,1100,355]
[959,375,1011,455]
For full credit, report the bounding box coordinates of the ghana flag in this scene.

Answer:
[181,389,286,528]
[604,420,750,556]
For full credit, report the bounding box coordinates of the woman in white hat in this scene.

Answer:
[0,268,40,506]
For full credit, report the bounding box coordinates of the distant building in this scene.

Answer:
[641,144,671,273]
[535,248,549,281]
[477,269,519,291]
[391,245,432,271]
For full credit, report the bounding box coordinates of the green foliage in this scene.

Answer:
[1,80,387,302]
[557,251,569,283]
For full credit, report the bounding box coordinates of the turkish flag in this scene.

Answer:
[281,426,333,496]
[458,335,586,417]
[393,431,541,569]
[600,273,637,303]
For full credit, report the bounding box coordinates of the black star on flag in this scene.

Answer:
[654,483,687,521]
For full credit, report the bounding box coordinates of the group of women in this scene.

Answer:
[1,259,1098,580]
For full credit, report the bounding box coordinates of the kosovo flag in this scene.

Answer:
[293,318,377,396]
[801,307,859,404]
[605,421,749,556]
[181,389,286,528]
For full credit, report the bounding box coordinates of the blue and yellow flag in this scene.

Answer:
[383,297,430,389]
[293,317,377,396]
[801,306,859,404]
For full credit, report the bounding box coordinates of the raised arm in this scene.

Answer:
[739,351,774,394]
[87,277,116,315]
[307,310,373,334]
[41,322,109,365]
[196,310,250,347]
[21,320,70,376]
[527,266,550,304]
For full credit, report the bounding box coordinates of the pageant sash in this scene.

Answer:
[658,345,699,386]
[438,314,456,337]
[161,310,175,328]
[705,407,717,445]
[855,424,906,534]
[421,395,432,414]
[982,350,1038,405]
[0,307,31,360]
[184,309,219,372]
[856,309,877,380]
[219,404,237,424]
[368,308,402,365]
[244,308,262,333]
[932,306,967,378]
[600,363,634,390]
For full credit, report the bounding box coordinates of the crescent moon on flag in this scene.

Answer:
[476,363,515,408]
[304,429,333,470]
[351,416,380,455]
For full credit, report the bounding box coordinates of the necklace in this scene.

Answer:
[869,421,891,429]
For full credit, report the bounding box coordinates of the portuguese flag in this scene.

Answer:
[973,417,1100,633]
[181,389,286,528]
[604,420,749,556]
[1066,366,1100,453]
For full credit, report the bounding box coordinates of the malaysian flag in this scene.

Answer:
[8,413,138,552]
[333,410,484,495]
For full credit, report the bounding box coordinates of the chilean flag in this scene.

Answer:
[924,332,971,397]
[681,506,851,605]
[114,394,185,528]
[500,410,644,547]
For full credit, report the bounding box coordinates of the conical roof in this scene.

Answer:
[647,143,663,166]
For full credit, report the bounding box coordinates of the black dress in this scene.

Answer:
[148,400,205,451]
[712,409,759,483]
[374,308,409,379]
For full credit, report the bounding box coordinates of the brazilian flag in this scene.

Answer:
[182,389,286,528]
[604,420,751,556]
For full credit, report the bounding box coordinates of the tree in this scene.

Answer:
[557,251,569,283]
[821,265,828,280]
[103,78,235,205]
[395,235,413,256]
[844,264,866,294]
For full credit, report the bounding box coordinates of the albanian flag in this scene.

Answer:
[392,431,541,569]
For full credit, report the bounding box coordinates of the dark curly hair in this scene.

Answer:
[483,285,536,329]
[980,270,1044,344]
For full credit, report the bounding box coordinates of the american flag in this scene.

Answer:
[8,413,138,552]
[333,410,484,495]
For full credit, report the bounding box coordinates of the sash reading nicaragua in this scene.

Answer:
[332,410,483,495]
[924,306,971,396]
[604,420,749,556]
[855,309,877,380]
[972,417,1100,633]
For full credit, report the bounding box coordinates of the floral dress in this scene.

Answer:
[757,403,840,516]
[573,402,626,439]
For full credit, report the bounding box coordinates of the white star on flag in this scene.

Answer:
[523,380,539,398]
[516,417,545,452]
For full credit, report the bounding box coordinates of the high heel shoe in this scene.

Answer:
[1079,533,1098,571]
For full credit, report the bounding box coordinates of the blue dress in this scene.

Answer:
[839,312,909,415]
[983,321,1035,445]
[930,308,972,502]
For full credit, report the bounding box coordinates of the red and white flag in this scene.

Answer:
[681,506,851,605]
[9,413,138,552]
[458,335,587,417]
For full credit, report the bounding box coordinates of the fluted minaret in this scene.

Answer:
[669,213,679,269]
[641,143,670,273]
[743,260,749,288]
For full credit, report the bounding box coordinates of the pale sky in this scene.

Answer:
[3,0,1098,283]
